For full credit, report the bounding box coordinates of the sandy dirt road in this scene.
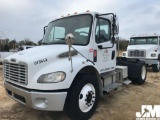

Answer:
[0,67,160,120]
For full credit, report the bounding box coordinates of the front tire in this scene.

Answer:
[65,75,99,120]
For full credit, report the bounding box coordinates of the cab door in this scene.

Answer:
[94,17,116,73]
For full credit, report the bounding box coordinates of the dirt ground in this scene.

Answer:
[0,66,160,120]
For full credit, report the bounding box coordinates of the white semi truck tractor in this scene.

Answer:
[122,35,160,72]
[3,11,147,120]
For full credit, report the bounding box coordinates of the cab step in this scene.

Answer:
[103,82,122,93]
[123,79,132,85]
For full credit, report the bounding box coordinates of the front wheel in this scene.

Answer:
[65,75,99,120]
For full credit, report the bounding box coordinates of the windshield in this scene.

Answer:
[129,37,158,45]
[42,14,92,45]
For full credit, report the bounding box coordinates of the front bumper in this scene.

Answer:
[139,59,159,65]
[4,82,67,111]
[125,57,159,65]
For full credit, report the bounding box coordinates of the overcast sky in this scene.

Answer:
[0,0,160,43]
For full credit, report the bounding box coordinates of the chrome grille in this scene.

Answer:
[128,50,146,57]
[4,63,28,85]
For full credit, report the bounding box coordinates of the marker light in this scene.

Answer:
[74,12,77,14]
[86,10,90,12]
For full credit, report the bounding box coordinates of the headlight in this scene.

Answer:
[37,72,66,83]
[151,53,156,57]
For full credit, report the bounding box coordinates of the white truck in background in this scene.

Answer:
[0,45,35,64]
[3,12,147,120]
[122,35,160,72]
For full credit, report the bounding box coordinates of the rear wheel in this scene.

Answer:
[137,63,147,84]
[65,75,99,120]
[130,62,147,85]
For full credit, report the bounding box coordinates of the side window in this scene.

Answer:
[95,19,110,43]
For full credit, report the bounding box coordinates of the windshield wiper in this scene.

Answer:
[55,38,65,40]
[41,41,65,45]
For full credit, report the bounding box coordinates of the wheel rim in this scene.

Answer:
[79,83,96,113]
[141,65,146,80]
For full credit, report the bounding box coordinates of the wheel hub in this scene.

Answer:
[79,84,96,112]
[85,91,95,106]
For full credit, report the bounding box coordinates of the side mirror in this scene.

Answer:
[44,26,48,35]
[65,33,75,46]
[114,15,119,34]
[112,36,116,44]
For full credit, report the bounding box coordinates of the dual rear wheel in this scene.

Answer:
[129,61,147,85]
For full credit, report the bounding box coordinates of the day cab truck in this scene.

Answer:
[122,35,160,72]
[3,11,147,120]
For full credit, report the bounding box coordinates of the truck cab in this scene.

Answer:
[122,35,160,72]
[3,11,146,120]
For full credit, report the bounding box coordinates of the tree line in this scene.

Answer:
[0,38,42,52]
[117,38,129,50]
[0,38,130,52]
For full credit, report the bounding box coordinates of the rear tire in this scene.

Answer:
[137,63,147,84]
[130,62,147,85]
[152,64,159,72]
[65,75,99,120]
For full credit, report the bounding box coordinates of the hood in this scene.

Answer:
[127,45,158,50]
[4,45,88,64]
